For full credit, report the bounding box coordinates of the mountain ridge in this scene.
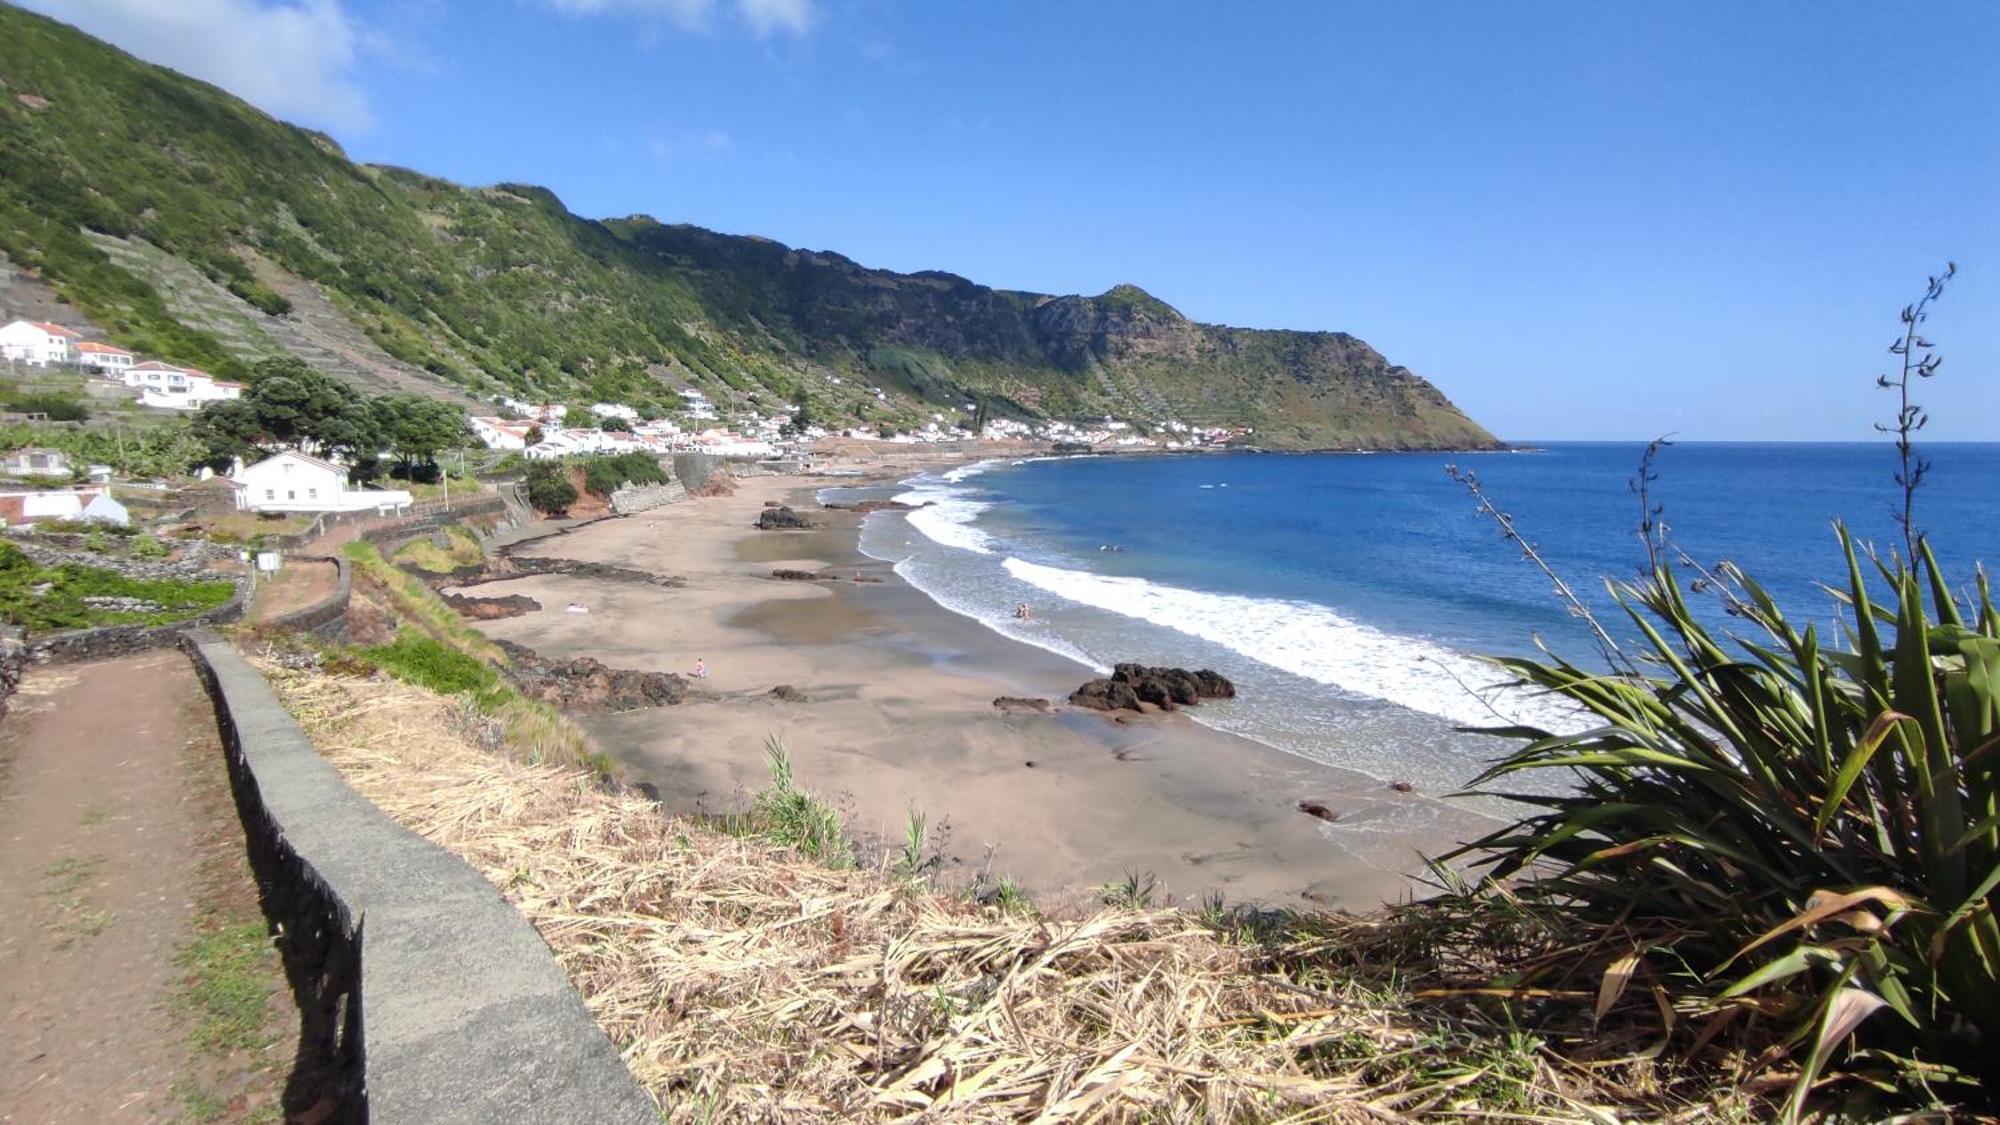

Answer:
[0,2,1499,450]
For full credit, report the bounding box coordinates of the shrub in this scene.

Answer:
[1455,268,1993,1118]
[754,737,850,867]
[358,632,503,702]
[579,451,666,498]
[523,461,577,515]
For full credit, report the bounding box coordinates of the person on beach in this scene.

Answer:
[1014,603,1032,622]
[692,658,708,678]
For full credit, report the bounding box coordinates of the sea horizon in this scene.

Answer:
[836,441,2000,803]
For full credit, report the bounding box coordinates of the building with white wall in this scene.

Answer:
[230,450,412,514]
[0,320,80,366]
[73,341,136,376]
[125,362,246,410]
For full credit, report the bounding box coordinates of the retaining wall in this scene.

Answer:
[260,557,352,641]
[608,480,685,515]
[357,495,509,557]
[28,572,252,664]
[184,633,657,1123]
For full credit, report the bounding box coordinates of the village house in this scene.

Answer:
[469,416,536,451]
[230,449,413,514]
[0,486,129,527]
[72,341,136,376]
[124,361,246,410]
[0,447,73,478]
[0,319,81,366]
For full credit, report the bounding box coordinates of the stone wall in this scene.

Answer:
[608,480,685,515]
[261,557,352,642]
[0,625,24,717]
[183,633,657,1123]
[356,495,509,557]
[27,572,251,664]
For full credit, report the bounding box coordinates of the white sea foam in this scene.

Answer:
[891,467,998,555]
[1000,558,1589,732]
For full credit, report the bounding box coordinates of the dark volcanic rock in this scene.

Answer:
[992,696,1053,714]
[1067,678,1141,712]
[1068,664,1235,714]
[821,499,924,513]
[770,568,829,581]
[459,554,686,588]
[1297,801,1340,823]
[442,591,540,620]
[767,684,807,702]
[498,639,687,711]
[755,506,814,530]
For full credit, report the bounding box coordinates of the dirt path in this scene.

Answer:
[246,560,337,625]
[0,651,292,1123]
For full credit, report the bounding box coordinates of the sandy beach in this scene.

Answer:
[453,459,1495,911]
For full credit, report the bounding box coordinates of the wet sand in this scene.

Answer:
[453,465,1497,911]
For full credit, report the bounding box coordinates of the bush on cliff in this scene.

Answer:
[524,461,578,515]
[580,452,667,499]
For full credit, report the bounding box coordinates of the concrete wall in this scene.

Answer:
[184,633,657,1123]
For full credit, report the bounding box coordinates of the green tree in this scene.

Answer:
[523,461,577,515]
[373,394,470,474]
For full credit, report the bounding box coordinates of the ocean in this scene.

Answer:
[831,443,2000,798]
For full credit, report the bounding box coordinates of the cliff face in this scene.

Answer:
[0,4,1499,449]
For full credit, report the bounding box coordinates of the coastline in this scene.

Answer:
[452,460,1497,910]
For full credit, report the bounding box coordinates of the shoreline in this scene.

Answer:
[452,460,1497,910]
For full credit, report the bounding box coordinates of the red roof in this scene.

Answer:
[74,341,132,355]
[31,322,82,338]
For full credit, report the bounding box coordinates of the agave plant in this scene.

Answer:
[1456,529,1999,1115]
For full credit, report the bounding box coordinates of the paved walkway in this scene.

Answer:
[0,652,288,1122]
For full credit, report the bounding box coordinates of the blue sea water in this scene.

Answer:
[838,443,2000,796]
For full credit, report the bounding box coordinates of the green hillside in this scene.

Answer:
[0,3,1498,449]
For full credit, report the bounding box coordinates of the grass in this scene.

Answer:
[339,540,607,777]
[198,511,314,546]
[174,922,281,1056]
[752,737,851,867]
[251,658,1748,1121]
[0,540,237,632]
[391,524,486,573]
[40,853,112,946]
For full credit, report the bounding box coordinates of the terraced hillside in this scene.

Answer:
[0,3,1498,449]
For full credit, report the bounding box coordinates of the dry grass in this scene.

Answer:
[258,659,1750,1123]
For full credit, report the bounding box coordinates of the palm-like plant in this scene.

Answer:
[1453,267,1994,1116]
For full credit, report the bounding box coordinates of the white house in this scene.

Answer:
[0,486,128,527]
[469,416,536,451]
[73,341,136,377]
[0,447,72,477]
[126,362,246,410]
[0,320,80,366]
[230,450,413,514]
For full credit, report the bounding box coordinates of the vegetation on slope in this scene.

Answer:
[0,3,1496,449]
[260,658,1751,1121]
[0,541,235,631]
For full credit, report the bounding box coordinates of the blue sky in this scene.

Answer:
[24,1,2000,441]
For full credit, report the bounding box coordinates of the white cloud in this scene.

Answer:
[541,0,813,37]
[735,0,811,37]
[21,0,372,132]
